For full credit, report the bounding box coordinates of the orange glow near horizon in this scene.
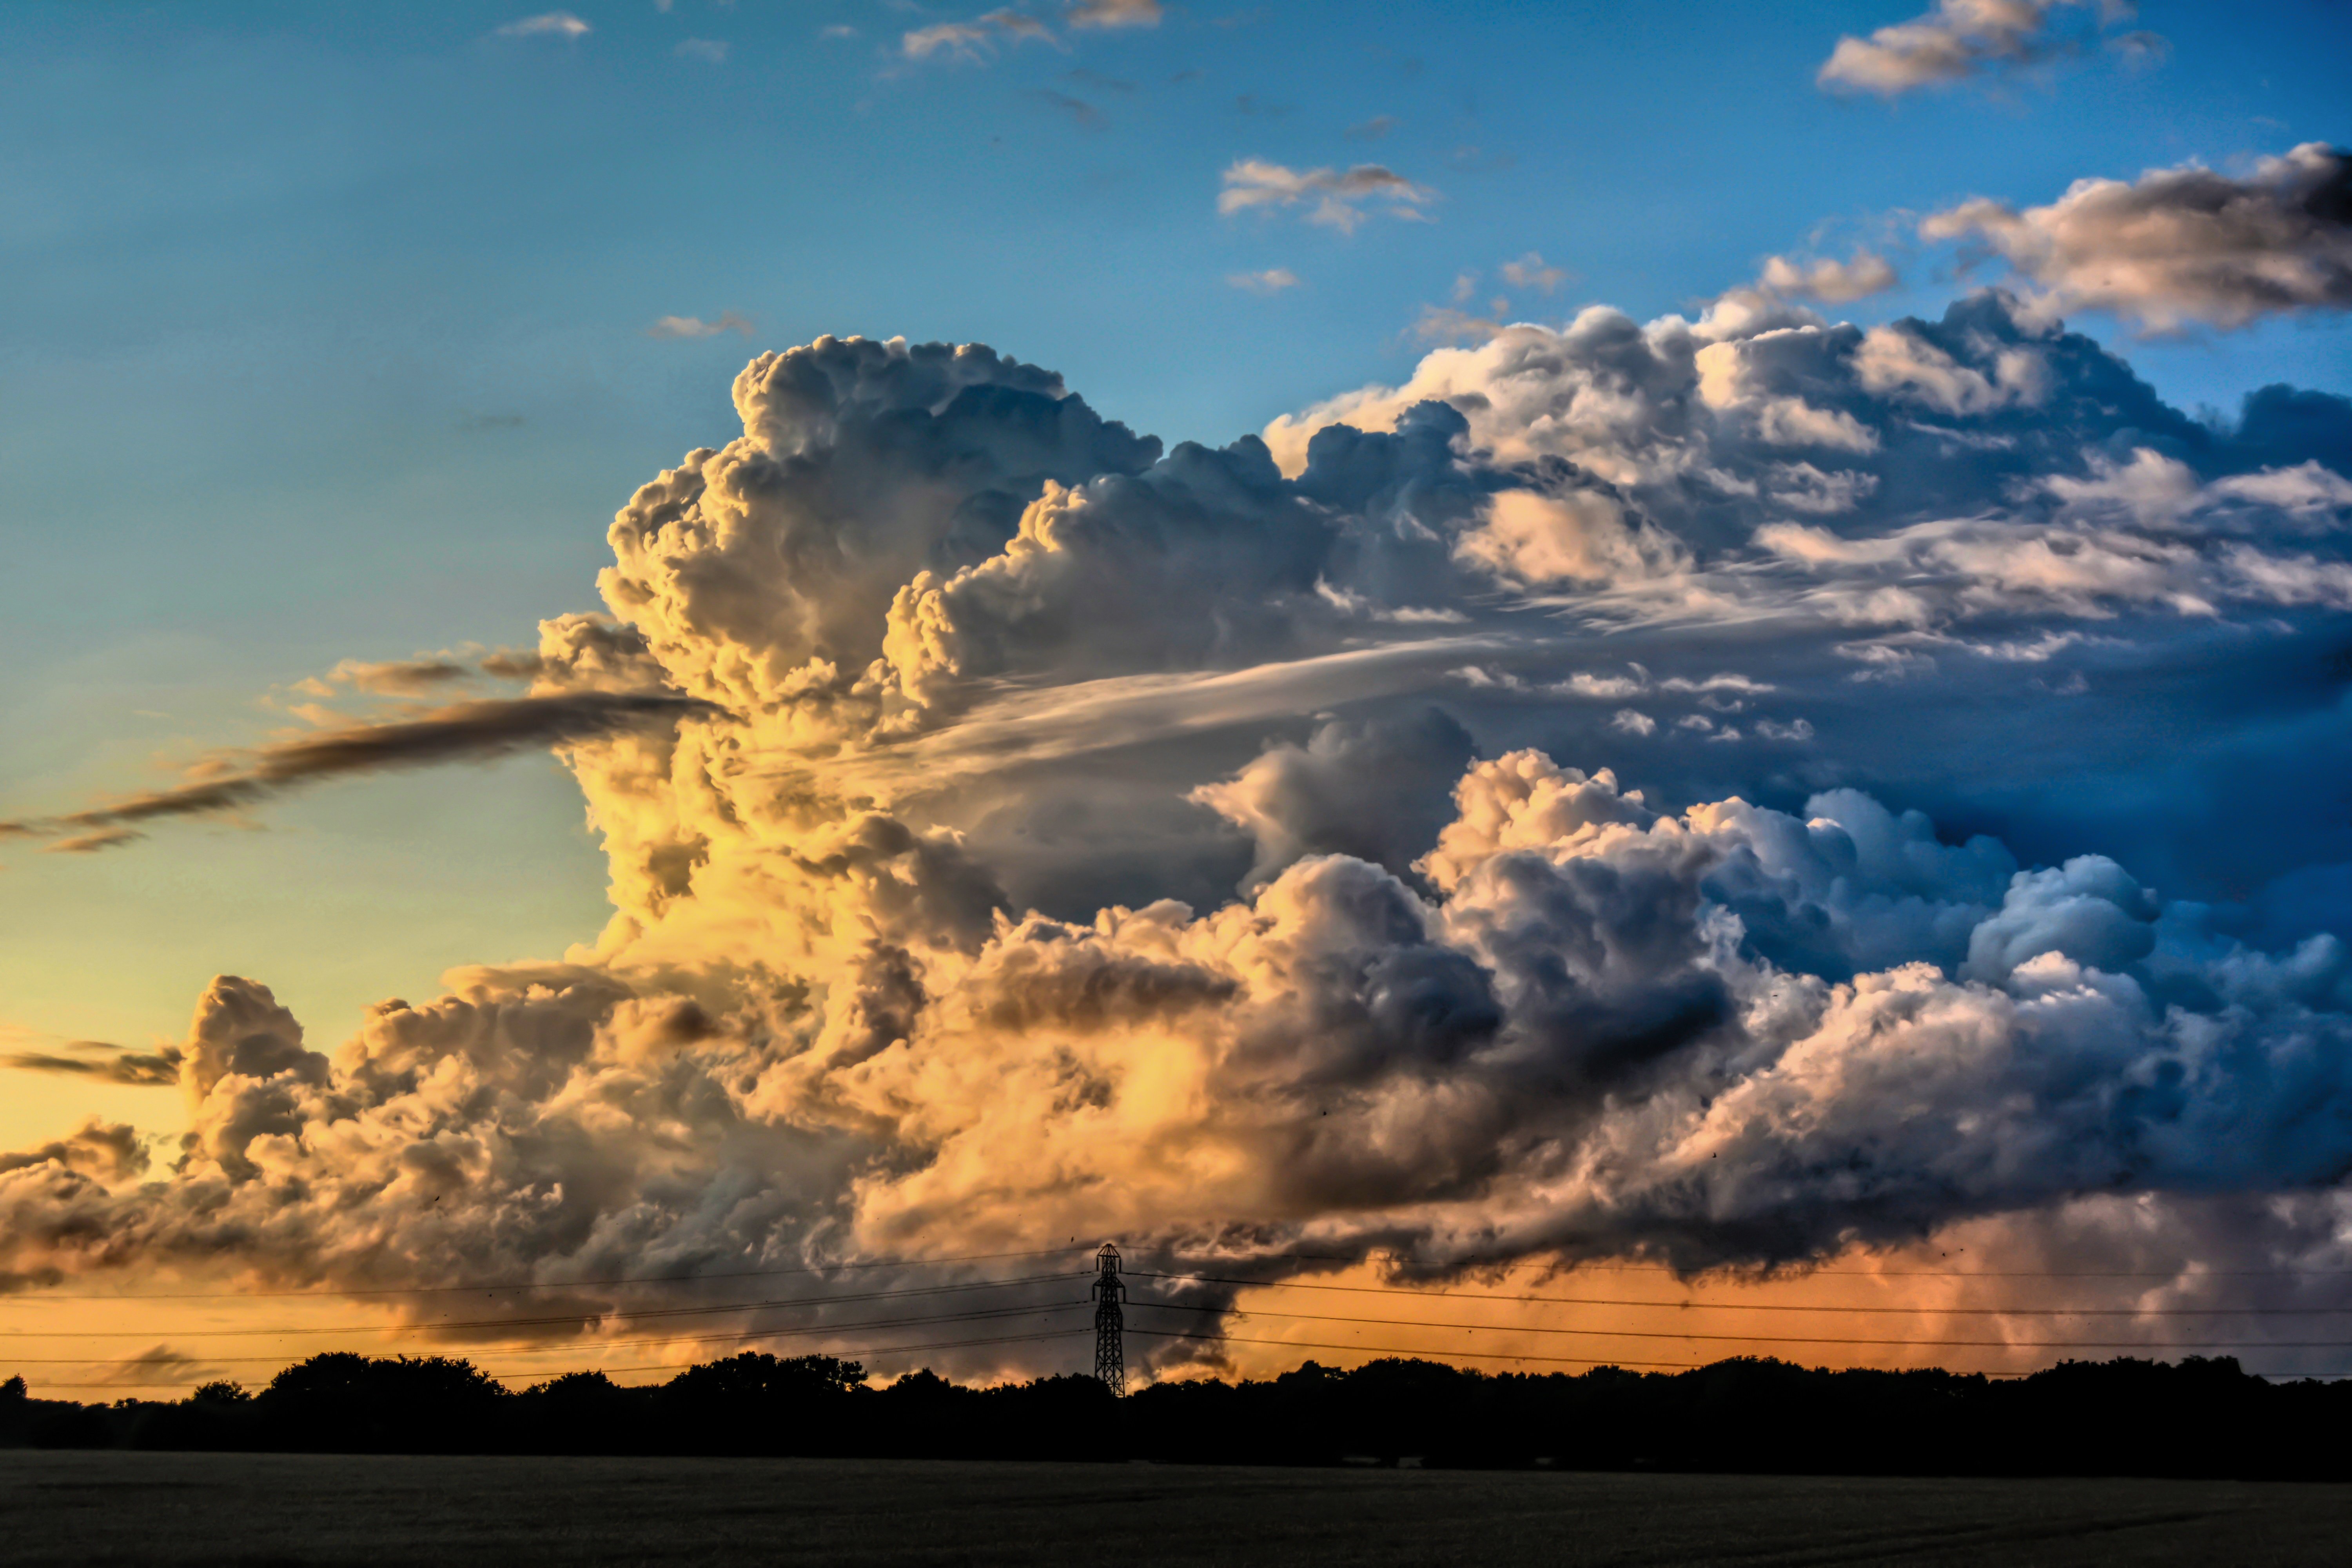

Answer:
[5,1223,2334,1402]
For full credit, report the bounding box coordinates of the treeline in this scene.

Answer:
[4,1351,2349,1479]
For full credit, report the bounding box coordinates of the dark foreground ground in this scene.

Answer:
[5,1450,2348,1566]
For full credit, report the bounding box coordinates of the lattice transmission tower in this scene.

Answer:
[1093,1242,1126,1396]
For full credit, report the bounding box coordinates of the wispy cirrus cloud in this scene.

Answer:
[903,10,1058,63]
[1227,268,1301,294]
[1817,0,2158,97]
[1065,0,1161,28]
[494,12,590,41]
[1065,67,1136,94]
[295,657,471,698]
[2,1033,180,1087]
[0,691,725,851]
[1025,89,1105,130]
[1218,159,1435,234]
[647,311,755,340]
[1498,251,1568,293]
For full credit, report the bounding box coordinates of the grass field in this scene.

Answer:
[4,1450,2349,1566]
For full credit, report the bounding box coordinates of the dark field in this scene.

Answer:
[5,1452,2350,1566]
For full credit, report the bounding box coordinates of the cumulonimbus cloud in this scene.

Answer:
[1923,144,2352,331]
[5,263,2351,1378]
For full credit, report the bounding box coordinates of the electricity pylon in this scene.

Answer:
[1093,1242,1126,1396]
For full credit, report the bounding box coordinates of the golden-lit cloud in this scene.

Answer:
[5,292,2352,1386]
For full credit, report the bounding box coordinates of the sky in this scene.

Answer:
[4,0,2352,1396]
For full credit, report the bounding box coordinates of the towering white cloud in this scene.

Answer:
[4,285,2350,1376]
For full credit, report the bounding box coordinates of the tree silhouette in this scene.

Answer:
[4,1350,2348,1477]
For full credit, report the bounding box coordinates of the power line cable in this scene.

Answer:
[0,1247,1092,1303]
[1267,1252,2352,1280]
[1128,1328,1736,1370]
[12,1245,2349,1307]
[382,1301,1094,1361]
[25,1322,2352,1390]
[1128,1270,2352,1316]
[0,1274,1083,1339]
[1124,1299,2352,1351]
[0,1302,1094,1363]
[1125,1328,2352,1381]
[20,1326,1094,1390]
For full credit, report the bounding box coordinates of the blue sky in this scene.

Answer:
[2,0,2348,1138]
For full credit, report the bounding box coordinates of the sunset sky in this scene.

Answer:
[4,0,2352,1396]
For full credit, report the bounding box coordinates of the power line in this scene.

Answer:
[25,1322,2352,1392]
[1123,1328,2352,1383]
[11,1245,2348,1309]
[18,1326,1095,1390]
[403,1302,1092,1360]
[1269,1252,2352,1280]
[0,1302,1093,1363]
[0,1274,1083,1339]
[18,1267,2350,1352]
[1124,1299,2352,1351]
[1128,1270,2352,1316]
[0,1247,1091,1304]
[1128,1328,1738,1370]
